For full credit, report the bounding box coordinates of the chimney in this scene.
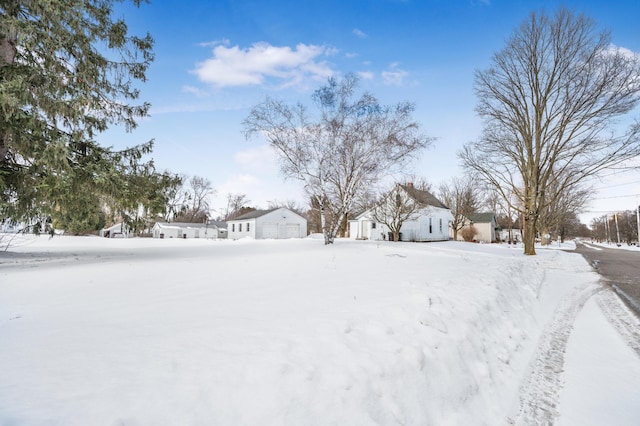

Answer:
[407,182,414,188]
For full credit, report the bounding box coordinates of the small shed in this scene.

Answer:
[458,212,500,243]
[227,208,307,240]
[100,222,130,238]
[152,221,227,239]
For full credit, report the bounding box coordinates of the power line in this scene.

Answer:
[582,168,640,183]
[592,193,640,200]
[591,179,640,190]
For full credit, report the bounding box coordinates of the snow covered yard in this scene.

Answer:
[0,235,633,425]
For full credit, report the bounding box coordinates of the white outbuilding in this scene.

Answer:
[227,208,307,240]
[152,221,227,239]
[100,222,130,238]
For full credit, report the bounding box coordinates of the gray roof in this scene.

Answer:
[399,184,449,209]
[208,221,227,229]
[156,221,227,229]
[466,212,496,223]
[231,208,278,221]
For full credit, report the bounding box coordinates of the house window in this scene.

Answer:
[429,218,432,233]
[439,218,443,232]
[239,223,242,232]
[232,224,235,232]
[247,223,250,232]
[372,222,376,229]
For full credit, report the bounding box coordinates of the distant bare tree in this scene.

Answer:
[404,175,434,193]
[163,174,189,222]
[224,193,251,220]
[486,186,522,243]
[537,178,591,244]
[267,199,307,217]
[243,74,432,244]
[165,175,215,223]
[180,176,215,222]
[371,184,422,242]
[460,8,640,255]
[438,176,480,241]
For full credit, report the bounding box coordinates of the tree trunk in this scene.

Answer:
[338,214,349,238]
[524,215,537,255]
[320,209,331,245]
[1,32,17,162]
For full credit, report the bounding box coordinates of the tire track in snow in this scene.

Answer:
[512,283,602,426]
[596,288,640,358]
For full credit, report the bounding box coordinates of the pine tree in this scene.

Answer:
[0,0,161,233]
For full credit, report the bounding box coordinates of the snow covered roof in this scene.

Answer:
[154,221,226,229]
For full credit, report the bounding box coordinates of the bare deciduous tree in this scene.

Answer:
[243,74,432,244]
[537,178,591,244]
[371,184,422,242]
[223,193,251,221]
[267,199,307,218]
[180,176,215,222]
[438,176,480,241]
[162,174,189,222]
[460,8,640,255]
[165,175,215,222]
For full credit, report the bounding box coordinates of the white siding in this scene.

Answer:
[351,207,452,242]
[228,208,307,240]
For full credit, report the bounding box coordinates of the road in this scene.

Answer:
[574,241,640,315]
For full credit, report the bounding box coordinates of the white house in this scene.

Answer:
[498,228,522,243]
[100,222,130,238]
[349,183,453,242]
[152,221,227,239]
[227,208,307,240]
[456,212,500,243]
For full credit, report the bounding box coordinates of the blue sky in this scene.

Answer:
[103,0,640,222]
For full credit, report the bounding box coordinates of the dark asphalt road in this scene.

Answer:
[575,241,640,315]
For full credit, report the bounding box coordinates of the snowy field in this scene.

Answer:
[1,235,639,425]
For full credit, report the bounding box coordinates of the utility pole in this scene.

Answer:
[637,204,640,246]
[614,213,621,245]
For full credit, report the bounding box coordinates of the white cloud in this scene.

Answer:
[606,44,640,61]
[352,28,368,39]
[197,38,230,48]
[382,63,408,86]
[192,42,335,88]
[357,71,375,80]
[182,85,209,98]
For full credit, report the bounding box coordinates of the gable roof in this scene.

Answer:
[466,212,496,223]
[230,207,307,222]
[399,184,449,209]
[154,221,226,229]
[231,208,278,221]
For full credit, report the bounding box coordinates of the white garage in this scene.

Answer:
[227,208,307,240]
